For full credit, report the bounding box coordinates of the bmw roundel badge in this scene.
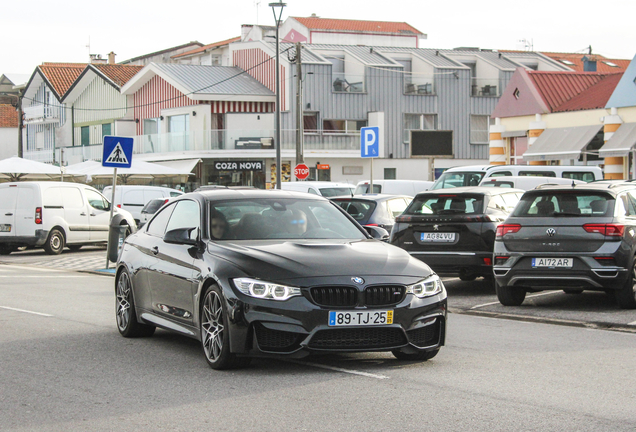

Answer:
[352,277,365,285]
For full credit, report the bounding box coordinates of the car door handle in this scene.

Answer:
[5,212,12,216]
[151,246,159,255]
[80,212,86,216]
[90,213,96,216]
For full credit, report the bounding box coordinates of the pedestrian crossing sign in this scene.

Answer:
[102,136,133,168]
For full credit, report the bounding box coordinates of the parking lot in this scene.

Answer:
[2,246,635,333]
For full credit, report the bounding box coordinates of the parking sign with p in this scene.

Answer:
[360,126,379,158]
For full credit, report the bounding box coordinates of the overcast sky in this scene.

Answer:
[3,0,635,77]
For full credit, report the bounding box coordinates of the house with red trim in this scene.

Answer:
[489,54,636,179]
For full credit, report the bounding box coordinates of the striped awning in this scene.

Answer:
[523,125,602,161]
[598,123,636,157]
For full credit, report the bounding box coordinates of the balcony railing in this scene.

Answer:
[404,74,434,95]
[23,129,362,164]
[332,73,365,93]
[23,104,59,124]
[470,78,501,97]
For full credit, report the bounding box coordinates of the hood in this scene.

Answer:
[207,239,432,281]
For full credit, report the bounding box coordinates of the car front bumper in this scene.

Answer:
[223,280,447,358]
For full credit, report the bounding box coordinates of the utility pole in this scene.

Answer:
[17,89,23,158]
[295,42,304,166]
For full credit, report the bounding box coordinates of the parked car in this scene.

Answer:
[115,189,447,369]
[493,183,636,309]
[479,175,585,190]
[332,194,412,235]
[280,181,355,198]
[0,181,136,255]
[102,185,184,224]
[354,180,433,196]
[431,164,603,190]
[390,187,524,282]
[138,197,176,228]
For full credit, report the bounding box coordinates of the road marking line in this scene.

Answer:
[0,264,67,272]
[0,306,53,317]
[470,291,562,309]
[286,360,389,379]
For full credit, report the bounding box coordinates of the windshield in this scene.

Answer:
[209,198,366,240]
[512,192,614,217]
[405,194,484,215]
[354,184,382,194]
[319,187,354,197]
[431,171,484,189]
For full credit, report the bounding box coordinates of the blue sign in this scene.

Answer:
[102,136,133,168]
[360,126,379,158]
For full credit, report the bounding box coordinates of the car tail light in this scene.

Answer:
[583,224,625,236]
[364,223,379,226]
[35,207,42,224]
[395,215,412,223]
[495,256,510,265]
[483,257,492,266]
[117,204,121,208]
[163,199,169,204]
[496,224,521,238]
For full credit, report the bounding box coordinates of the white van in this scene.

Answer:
[354,180,433,196]
[431,164,603,190]
[0,182,136,255]
[280,181,355,198]
[479,176,586,190]
[102,185,184,224]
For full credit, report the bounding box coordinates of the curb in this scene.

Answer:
[448,307,636,334]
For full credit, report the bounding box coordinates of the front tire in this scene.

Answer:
[116,270,155,337]
[200,285,250,370]
[496,281,526,306]
[615,260,636,309]
[392,348,440,361]
[43,228,65,255]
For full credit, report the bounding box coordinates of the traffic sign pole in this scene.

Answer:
[105,168,117,270]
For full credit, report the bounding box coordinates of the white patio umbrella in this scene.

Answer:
[0,156,86,182]
[66,159,192,184]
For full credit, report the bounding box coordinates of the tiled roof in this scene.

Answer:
[0,104,18,128]
[541,52,630,73]
[39,63,86,97]
[172,36,241,59]
[292,17,423,35]
[92,64,143,87]
[554,73,623,112]
[528,71,622,113]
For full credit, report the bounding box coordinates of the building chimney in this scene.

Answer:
[108,51,116,64]
[582,55,597,72]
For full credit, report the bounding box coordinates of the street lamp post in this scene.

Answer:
[269,1,286,189]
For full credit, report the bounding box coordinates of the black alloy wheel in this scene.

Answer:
[116,270,155,337]
[43,228,65,255]
[200,285,250,370]
[615,259,636,309]
[495,281,526,306]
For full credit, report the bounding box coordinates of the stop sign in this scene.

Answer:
[294,163,309,180]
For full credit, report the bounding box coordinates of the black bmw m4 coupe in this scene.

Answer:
[115,188,446,369]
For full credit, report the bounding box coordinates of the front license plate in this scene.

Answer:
[532,258,573,268]
[421,232,455,242]
[328,310,393,326]
[0,224,11,232]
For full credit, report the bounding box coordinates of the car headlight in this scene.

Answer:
[233,278,301,301]
[406,274,444,298]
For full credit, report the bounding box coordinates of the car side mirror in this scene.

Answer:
[364,225,390,242]
[164,227,198,246]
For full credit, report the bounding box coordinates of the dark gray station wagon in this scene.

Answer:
[493,183,636,309]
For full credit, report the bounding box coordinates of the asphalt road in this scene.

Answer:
[1,265,635,431]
